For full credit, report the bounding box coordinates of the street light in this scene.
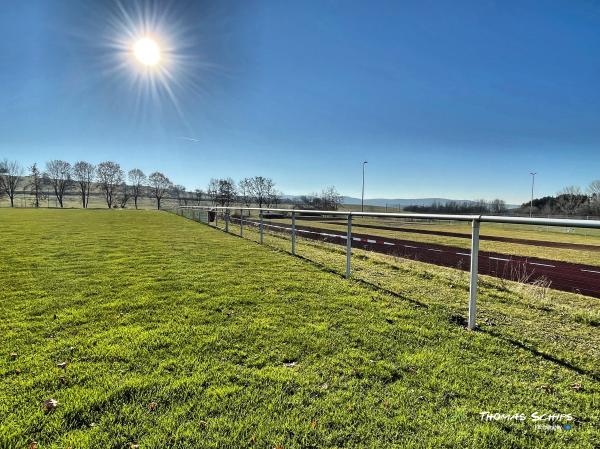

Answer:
[361,161,368,212]
[529,172,537,218]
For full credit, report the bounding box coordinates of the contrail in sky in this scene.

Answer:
[179,136,201,142]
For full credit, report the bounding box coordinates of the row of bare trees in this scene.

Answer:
[293,186,343,210]
[0,159,175,210]
[205,176,282,208]
[201,178,343,211]
[3,158,342,213]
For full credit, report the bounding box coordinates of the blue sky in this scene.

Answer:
[1,0,599,204]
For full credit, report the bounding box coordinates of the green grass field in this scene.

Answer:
[1,209,598,448]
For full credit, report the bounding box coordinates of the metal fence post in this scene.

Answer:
[225,210,229,233]
[291,211,296,255]
[240,209,244,237]
[468,219,480,330]
[346,214,352,278]
[260,210,264,244]
[215,210,218,228]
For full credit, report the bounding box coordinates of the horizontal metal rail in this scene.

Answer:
[178,206,600,229]
[176,205,600,331]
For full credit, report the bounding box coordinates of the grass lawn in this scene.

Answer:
[1,209,598,448]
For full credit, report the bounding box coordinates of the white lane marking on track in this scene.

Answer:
[456,252,471,256]
[367,239,377,243]
[383,242,395,246]
[529,262,555,268]
[404,245,417,248]
[489,257,510,262]
[581,269,600,274]
[428,249,443,252]
[353,237,361,241]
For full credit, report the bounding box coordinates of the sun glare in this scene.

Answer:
[133,37,161,66]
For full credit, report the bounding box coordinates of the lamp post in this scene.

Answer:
[361,161,368,212]
[529,172,537,218]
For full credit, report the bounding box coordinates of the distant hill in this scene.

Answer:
[342,197,474,207]
[282,195,519,209]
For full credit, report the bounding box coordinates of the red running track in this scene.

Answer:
[230,218,600,298]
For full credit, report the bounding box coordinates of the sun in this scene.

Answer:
[133,37,161,66]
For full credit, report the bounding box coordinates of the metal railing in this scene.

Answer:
[175,206,600,330]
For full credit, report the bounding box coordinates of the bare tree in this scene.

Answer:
[128,169,146,209]
[587,180,600,216]
[116,182,130,208]
[28,163,45,208]
[0,159,23,207]
[194,189,204,205]
[320,186,342,210]
[45,160,72,208]
[269,189,283,207]
[96,161,124,209]
[216,178,237,206]
[207,179,219,205]
[73,161,95,208]
[489,198,507,214]
[238,178,253,207]
[173,184,187,206]
[556,186,587,216]
[149,172,172,210]
[246,176,275,208]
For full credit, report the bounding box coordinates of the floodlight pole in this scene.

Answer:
[529,172,537,218]
[361,161,368,212]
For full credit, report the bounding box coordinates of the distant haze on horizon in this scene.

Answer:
[1,0,599,204]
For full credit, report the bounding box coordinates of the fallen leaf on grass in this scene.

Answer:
[572,383,583,391]
[148,402,158,411]
[10,353,17,360]
[283,361,297,368]
[42,398,59,413]
[57,361,68,369]
[28,441,38,449]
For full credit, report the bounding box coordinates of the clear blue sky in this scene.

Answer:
[1,0,599,204]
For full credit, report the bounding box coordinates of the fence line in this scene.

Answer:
[175,206,600,331]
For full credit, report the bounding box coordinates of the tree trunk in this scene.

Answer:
[157,198,161,210]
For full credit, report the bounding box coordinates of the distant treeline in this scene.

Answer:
[515,183,600,216]
[404,199,507,214]
[404,182,600,217]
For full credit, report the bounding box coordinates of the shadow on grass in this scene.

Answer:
[482,328,600,382]
[174,213,600,383]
